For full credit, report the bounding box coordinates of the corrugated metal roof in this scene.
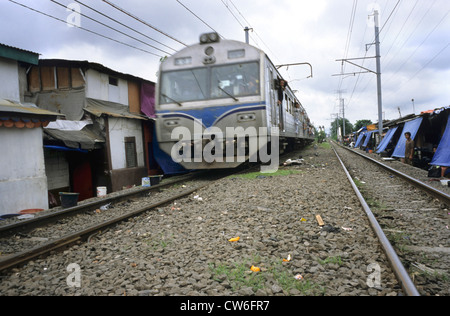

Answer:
[45,128,105,150]
[39,59,154,84]
[84,98,147,120]
[0,43,39,65]
[0,99,63,117]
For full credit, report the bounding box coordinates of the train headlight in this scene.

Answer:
[205,46,214,56]
[200,32,220,44]
[238,113,256,122]
[164,120,180,127]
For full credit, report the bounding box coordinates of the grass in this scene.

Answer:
[231,169,302,180]
[317,256,343,266]
[143,233,173,251]
[209,256,325,296]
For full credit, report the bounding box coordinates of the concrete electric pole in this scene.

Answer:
[333,9,384,141]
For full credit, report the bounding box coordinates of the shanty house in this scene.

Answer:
[0,44,61,216]
[25,59,159,203]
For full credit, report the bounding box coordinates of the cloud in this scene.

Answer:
[1,0,448,132]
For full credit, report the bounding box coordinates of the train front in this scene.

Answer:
[155,33,268,170]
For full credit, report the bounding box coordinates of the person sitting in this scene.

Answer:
[442,167,450,178]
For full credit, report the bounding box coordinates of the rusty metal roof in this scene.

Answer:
[84,98,147,120]
[0,99,63,117]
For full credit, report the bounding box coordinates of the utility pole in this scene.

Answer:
[331,113,340,141]
[333,9,384,141]
[374,10,383,141]
[337,90,346,140]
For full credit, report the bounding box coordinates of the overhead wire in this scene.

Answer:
[7,0,164,58]
[405,42,449,85]
[348,0,402,101]
[49,0,173,55]
[378,0,401,37]
[383,8,449,86]
[176,0,224,39]
[74,0,177,53]
[381,0,419,58]
[347,0,416,108]
[102,0,187,47]
[338,0,358,93]
[345,0,448,118]
[225,0,282,64]
[382,0,437,71]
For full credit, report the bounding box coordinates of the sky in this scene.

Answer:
[1,0,449,132]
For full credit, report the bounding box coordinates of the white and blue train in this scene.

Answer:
[155,32,314,170]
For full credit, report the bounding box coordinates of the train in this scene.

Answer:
[155,32,315,170]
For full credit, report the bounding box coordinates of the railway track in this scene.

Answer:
[333,142,449,296]
[0,171,228,272]
[1,143,446,296]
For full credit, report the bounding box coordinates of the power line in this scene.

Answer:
[379,0,402,36]
[381,0,419,57]
[338,0,358,92]
[74,0,177,53]
[176,0,224,39]
[102,0,187,47]
[50,0,173,55]
[402,42,449,86]
[220,0,245,28]
[224,0,281,64]
[7,0,163,58]
[384,9,449,86]
[382,0,437,72]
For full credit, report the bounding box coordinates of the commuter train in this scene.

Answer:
[155,32,314,170]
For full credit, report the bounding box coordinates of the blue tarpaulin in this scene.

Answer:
[363,130,378,147]
[376,126,399,153]
[44,145,88,153]
[392,117,423,158]
[431,113,450,167]
[354,133,366,148]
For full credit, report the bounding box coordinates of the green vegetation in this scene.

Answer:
[317,256,343,266]
[209,256,325,295]
[231,169,302,179]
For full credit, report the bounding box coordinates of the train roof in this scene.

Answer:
[160,33,265,72]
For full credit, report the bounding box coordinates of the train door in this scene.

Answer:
[279,91,285,132]
[269,68,278,129]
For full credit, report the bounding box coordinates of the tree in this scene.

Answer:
[354,119,373,132]
[330,118,353,140]
[314,126,326,143]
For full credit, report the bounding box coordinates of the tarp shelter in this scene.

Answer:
[363,130,378,148]
[392,117,423,158]
[431,113,450,167]
[354,132,366,148]
[376,126,399,154]
[44,119,105,150]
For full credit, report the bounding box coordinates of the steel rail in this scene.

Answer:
[0,184,208,272]
[0,165,260,272]
[0,173,201,237]
[332,145,420,296]
[339,144,450,206]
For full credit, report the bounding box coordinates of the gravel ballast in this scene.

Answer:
[1,144,401,296]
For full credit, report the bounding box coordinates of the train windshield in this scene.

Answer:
[211,62,259,99]
[160,68,208,104]
[159,62,259,105]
